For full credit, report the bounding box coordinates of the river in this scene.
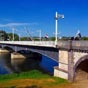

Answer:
[0,53,12,74]
[0,52,58,75]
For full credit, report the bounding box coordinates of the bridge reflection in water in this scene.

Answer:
[0,51,58,75]
[0,53,12,74]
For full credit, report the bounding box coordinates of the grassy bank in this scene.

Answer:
[0,70,70,88]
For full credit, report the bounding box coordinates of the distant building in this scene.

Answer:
[0,30,8,41]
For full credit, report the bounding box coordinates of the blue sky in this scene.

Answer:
[0,0,88,37]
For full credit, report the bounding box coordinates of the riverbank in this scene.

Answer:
[0,70,87,88]
[0,70,71,88]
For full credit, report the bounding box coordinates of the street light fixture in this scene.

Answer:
[55,12,64,45]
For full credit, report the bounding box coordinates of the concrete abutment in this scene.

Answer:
[54,50,70,80]
[54,49,88,81]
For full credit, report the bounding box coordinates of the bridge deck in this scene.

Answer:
[0,40,88,51]
[0,41,56,48]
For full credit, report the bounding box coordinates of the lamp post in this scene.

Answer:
[12,28,15,41]
[37,30,41,41]
[55,12,64,45]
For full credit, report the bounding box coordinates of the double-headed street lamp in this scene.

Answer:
[55,12,64,45]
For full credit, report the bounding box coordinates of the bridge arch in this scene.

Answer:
[2,45,58,74]
[2,45,56,60]
[3,46,14,52]
[74,55,88,81]
[1,44,58,62]
[18,49,58,74]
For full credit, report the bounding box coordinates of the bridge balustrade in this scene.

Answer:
[1,40,88,51]
[72,41,88,50]
[0,41,55,47]
[57,40,88,51]
[57,40,71,49]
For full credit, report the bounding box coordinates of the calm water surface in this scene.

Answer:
[0,53,12,74]
[0,52,58,75]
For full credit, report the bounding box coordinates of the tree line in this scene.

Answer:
[1,30,88,41]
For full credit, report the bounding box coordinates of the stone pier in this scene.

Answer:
[11,52,26,65]
[0,48,9,53]
[54,50,69,80]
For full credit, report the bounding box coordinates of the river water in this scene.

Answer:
[0,53,12,74]
[0,52,58,75]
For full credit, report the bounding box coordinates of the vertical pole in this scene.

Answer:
[38,30,41,41]
[55,12,58,45]
[39,30,41,41]
[19,34,20,41]
[12,28,14,41]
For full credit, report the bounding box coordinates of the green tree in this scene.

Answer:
[0,30,8,41]
[50,37,55,41]
[82,36,88,40]
[7,33,19,41]
[21,37,28,41]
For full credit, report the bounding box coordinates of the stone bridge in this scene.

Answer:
[0,41,88,81]
[54,40,88,81]
[0,41,58,62]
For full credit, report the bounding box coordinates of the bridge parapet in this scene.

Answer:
[72,41,88,50]
[0,41,55,47]
[57,40,88,51]
[57,40,71,50]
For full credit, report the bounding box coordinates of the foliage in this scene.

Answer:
[0,30,8,40]
[20,37,28,41]
[82,36,88,40]
[7,33,19,41]
[50,37,55,41]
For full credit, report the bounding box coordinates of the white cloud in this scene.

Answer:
[0,22,38,27]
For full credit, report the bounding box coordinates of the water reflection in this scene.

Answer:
[0,53,12,74]
[0,52,58,75]
[0,52,42,74]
